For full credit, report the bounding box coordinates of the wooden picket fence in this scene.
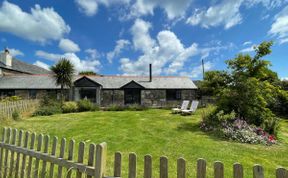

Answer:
[0,100,39,118]
[0,128,287,178]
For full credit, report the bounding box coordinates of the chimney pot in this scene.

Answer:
[0,48,12,67]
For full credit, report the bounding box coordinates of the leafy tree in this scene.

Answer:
[203,41,287,134]
[79,71,99,75]
[50,58,75,102]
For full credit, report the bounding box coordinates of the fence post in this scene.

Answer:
[0,128,7,178]
[34,134,43,178]
[197,158,206,178]
[27,132,36,178]
[8,128,17,177]
[49,136,58,178]
[95,142,107,178]
[20,131,29,178]
[144,154,152,178]
[57,138,66,178]
[253,165,264,178]
[114,152,122,177]
[76,141,85,178]
[40,135,50,178]
[129,153,137,178]
[233,163,243,178]
[66,139,75,178]
[214,161,224,178]
[14,130,23,178]
[276,168,287,178]
[160,156,168,178]
[87,144,96,178]
[177,157,186,178]
[3,128,11,178]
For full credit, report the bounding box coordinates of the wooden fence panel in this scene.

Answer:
[0,99,39,119]
[0,127,287,178]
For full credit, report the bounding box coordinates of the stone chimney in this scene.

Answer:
[0,48,12,67]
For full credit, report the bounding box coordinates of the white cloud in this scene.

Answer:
[0,1,70,43]
[128,0,191,20]
[75,0,98,16]
[33,60,50,70]
[269,5,288,44]
[243,41,252,46]
[75,0,130,16]
[35,50,62,61]
[131,19,155,53]
[107,39,130,63]
[35,50,101,72]
[85,48,100,59]
[186,0,243,29]
[58,39,80,53]
[187,0,287,29]
[239,44,257,53]
[119,19,230,76]
[7,48,24,57]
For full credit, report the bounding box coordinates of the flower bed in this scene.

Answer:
[201,118,277,145]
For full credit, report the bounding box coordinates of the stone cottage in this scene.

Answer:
[0,49,198,107]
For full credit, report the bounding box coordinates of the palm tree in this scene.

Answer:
[50,58,75,103]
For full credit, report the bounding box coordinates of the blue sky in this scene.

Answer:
[0,0,288,79]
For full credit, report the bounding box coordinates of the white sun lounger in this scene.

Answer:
[181,100,199,115]
[171,100,190,114]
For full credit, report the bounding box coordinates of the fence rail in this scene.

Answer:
[0,128,287,178]
[0,100,39,118]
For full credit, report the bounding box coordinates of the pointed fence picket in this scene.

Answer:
[0,127,287,178]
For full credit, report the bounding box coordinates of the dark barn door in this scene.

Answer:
[124,89,141,105]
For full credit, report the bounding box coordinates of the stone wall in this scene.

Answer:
[141,90,166,107]
[101,90,124,106]
[141,89,197,107]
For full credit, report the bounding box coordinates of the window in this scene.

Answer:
[29,90,37,99]
[0,90,15,97]
[166,90,181,100]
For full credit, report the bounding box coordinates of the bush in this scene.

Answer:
[33,106,62,116]
[77,99,97,112]
[62,102,78,113]
[0,96,22,102]
[12,110,21,121]
[127,104,148,111]
[105,104,125,111]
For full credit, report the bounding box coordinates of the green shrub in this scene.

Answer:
[33,106,62,116]
[127,104,148,111]
[105,104,125,111]
[12,110,21,121]
[77,99,97,112]
[62,102,78,113]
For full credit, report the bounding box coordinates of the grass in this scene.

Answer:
[1,108,288,177]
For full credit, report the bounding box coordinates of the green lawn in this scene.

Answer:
[1,109,288,177]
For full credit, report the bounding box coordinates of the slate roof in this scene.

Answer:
[0,58,51,74]
[0,75,197,89]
